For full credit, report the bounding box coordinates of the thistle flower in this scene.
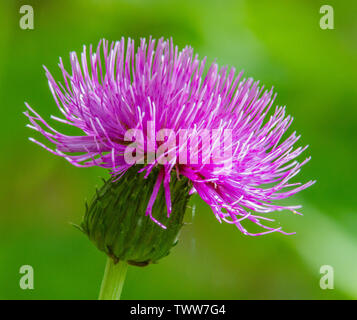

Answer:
[25,37,314,242]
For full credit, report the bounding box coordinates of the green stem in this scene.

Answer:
[98,258,128,300]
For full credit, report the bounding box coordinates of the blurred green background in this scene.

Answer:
[0,0,356,299]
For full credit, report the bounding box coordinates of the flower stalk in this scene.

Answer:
[99,258,128,300]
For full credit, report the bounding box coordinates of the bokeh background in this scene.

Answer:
[0,0,356,299]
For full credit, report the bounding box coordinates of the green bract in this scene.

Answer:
[81,167,191,266]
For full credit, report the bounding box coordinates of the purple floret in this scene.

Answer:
[25,38,315,235]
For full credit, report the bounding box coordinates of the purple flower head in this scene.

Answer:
[25,38,315,236]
